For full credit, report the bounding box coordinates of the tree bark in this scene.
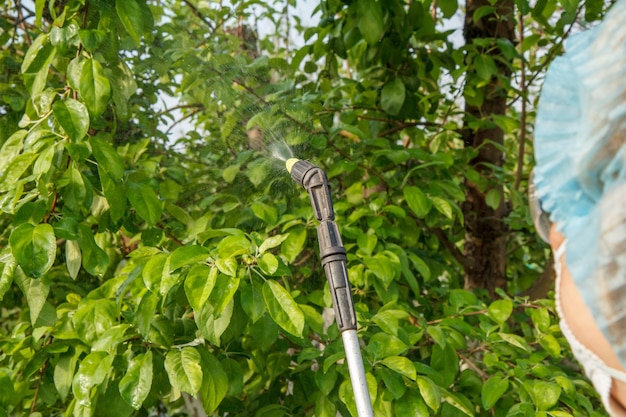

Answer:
[462,0,515,294]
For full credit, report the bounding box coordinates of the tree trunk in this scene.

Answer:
[462,0,515,294]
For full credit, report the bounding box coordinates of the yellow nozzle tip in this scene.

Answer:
[285,158,300,174]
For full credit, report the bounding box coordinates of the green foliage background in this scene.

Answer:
[0,0,613,416]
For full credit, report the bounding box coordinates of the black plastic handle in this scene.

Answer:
[289,159,357,332]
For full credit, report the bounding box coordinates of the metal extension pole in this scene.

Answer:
[286,158,374,417]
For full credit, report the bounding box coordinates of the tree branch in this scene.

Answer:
[15,0,32,45]
[507,6,582,108]
[181,0,215,32]
[514,12,527,190]
[157,103,204,116]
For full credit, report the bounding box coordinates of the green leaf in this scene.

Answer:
[199,351,228,414]
[0,130,27,169]
[184,265,217,311]
[488,299,513,324]
[427,325,446,347]
[474,54,497,81]
[222,164,240,183]
[395,391,429,417]
[281,228,306,262]
[259,234,289,255]
[404,186,431,218]
[409,254,431,281]
[0,255,16,302]
[559,0,577,16]
[100,169,127,222]
[485,188,501,210]
[364,253,396,287]
[127,179,162,226]
[441,389,475,416]
[339,373,378,417]
[92,324,131,353]
[531,381,561,411]
[79,58,111,116]
[14,267,49,325]
[217,235,251,258]
[315,366,338,396]
[78,29,106,51]
[258,252,279,275]
[539,333,562,358]
[431,344,459,388]
[379,367,406,399]
[316,394,337,417]
[142,252,167,291]
[251,202,278,225]
[21,33,56,95]
[159,259,180,297]
[119,351,153,410]
[208,274,240,315]
[35,0,45,26]
[358,0,384,45]
[33,143,55,178]
[90,136,124,182]
[53,98,89,141]
[78,224,109,276]
[240,280,266,323]
[529,307,551,333]
[65,239,81,279]
[61,165,89,212]
[473,5,496,21]
[381,78,406,116]
[439,0,458,18]
[73,298,117,344]
[263,280,305,338]
[9,223,56,278]
[164,347,203,394]
[54,351,79,401]
[169,245,210,271]
[417,376,441,412]
[381,356,417,381]
[366,333,409,359]
[0,152,37,192]
[481,375,509,409]
[431,196,453,219]
[109,61,137,121]
[357,232,378,256]
[116,0,146,47]
[136,291,158,339]
[215,256,238,277]
[72,351,113,406]
[498,332,532,352]
[195,298,234,345]
[50,22,79,50]
[373,309,408,336]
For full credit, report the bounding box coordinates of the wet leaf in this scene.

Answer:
[164,347,203,394]
[9,223,56,278]
[482,375,509,409]
[404,186,431,218]
[79,58,111,116]
[119,351,153,409]
[53,98,89,141]
[381,78,406,116]
[263,280,304,337]
[358,0,384,45]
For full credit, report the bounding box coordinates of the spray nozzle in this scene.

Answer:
[286,158,357,332]
[286,158,335,221]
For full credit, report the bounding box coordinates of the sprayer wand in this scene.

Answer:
[286,158,374,417]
